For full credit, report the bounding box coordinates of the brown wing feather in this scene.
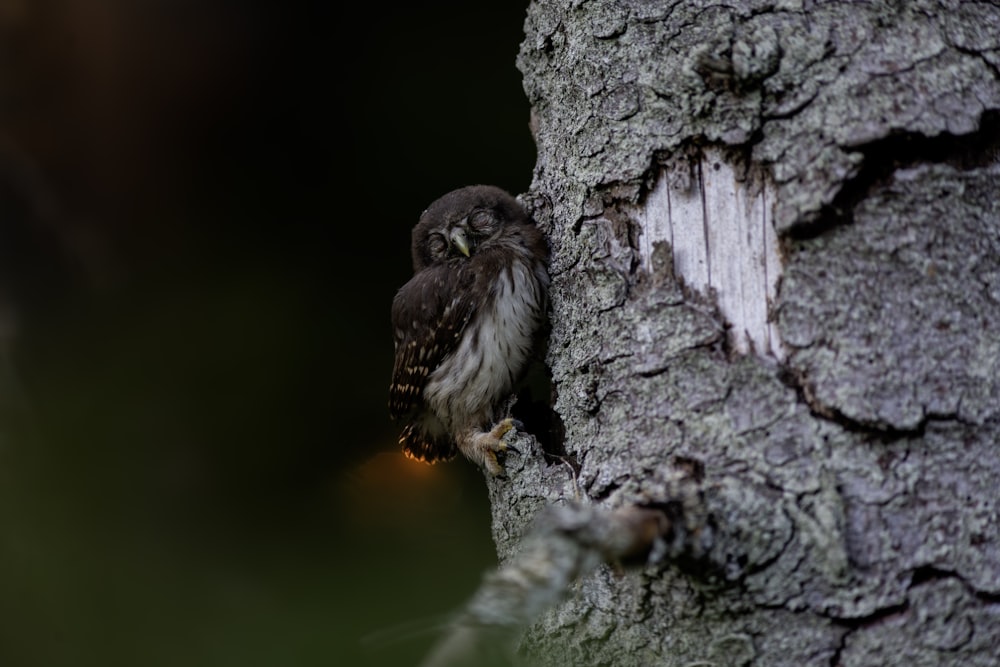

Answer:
[398,423,456,464]
[389,265,477,419]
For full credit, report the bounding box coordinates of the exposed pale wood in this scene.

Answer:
[636,148,783,359]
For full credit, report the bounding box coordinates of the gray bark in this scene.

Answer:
[460,1,1000,666]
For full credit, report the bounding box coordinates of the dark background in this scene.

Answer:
[0,2,534,665]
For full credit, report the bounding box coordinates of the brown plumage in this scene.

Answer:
[389,185,549,475]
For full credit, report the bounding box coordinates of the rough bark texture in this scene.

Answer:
[482,1,1000,665]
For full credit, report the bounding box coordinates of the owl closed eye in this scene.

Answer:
[425,234,449,262]
[468,208,499,235]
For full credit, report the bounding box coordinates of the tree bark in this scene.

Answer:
[457,1,1000,665]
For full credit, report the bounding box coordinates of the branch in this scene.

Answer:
[420,476,711,667]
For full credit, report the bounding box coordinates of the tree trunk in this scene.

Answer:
[463,2,1000,665]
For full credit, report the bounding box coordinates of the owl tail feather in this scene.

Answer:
[399,423,457,465]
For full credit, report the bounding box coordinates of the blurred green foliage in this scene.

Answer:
[0,1,533,665]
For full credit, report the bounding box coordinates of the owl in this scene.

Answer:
[389,185,549,475]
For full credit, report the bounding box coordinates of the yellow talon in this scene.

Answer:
[483,451,504,477]
[454,418,522,476]
[491,417,516,440]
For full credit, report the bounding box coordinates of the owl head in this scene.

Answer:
[410,185,530,271]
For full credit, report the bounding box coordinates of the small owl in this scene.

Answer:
[389,185,549,475]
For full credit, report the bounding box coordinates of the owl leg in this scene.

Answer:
[457,418,518,476]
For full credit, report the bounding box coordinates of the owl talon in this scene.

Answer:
[483,450,505,477]
[460,419,523,476]
[490,417,517,440]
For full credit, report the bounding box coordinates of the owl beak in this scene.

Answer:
[450,227,471,257]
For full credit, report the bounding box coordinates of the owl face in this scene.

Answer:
[422,207,501,263]
[410,185,528,271]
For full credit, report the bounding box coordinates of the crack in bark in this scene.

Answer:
[909,565,1000,603]
[950,42,1000,82]
[778,356,992,441]
[777,365,928,442]
[823,564,1000,666]
[826,600,912,666]
[783,109,1000,242]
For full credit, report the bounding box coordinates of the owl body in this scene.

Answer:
[389,186,548,475]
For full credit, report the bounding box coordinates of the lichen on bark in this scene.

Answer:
[472,1,1000,665]
[780,164,1000,431]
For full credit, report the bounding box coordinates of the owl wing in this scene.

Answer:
[389,265,478,419]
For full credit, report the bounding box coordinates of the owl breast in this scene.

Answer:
[423,253,546,431]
